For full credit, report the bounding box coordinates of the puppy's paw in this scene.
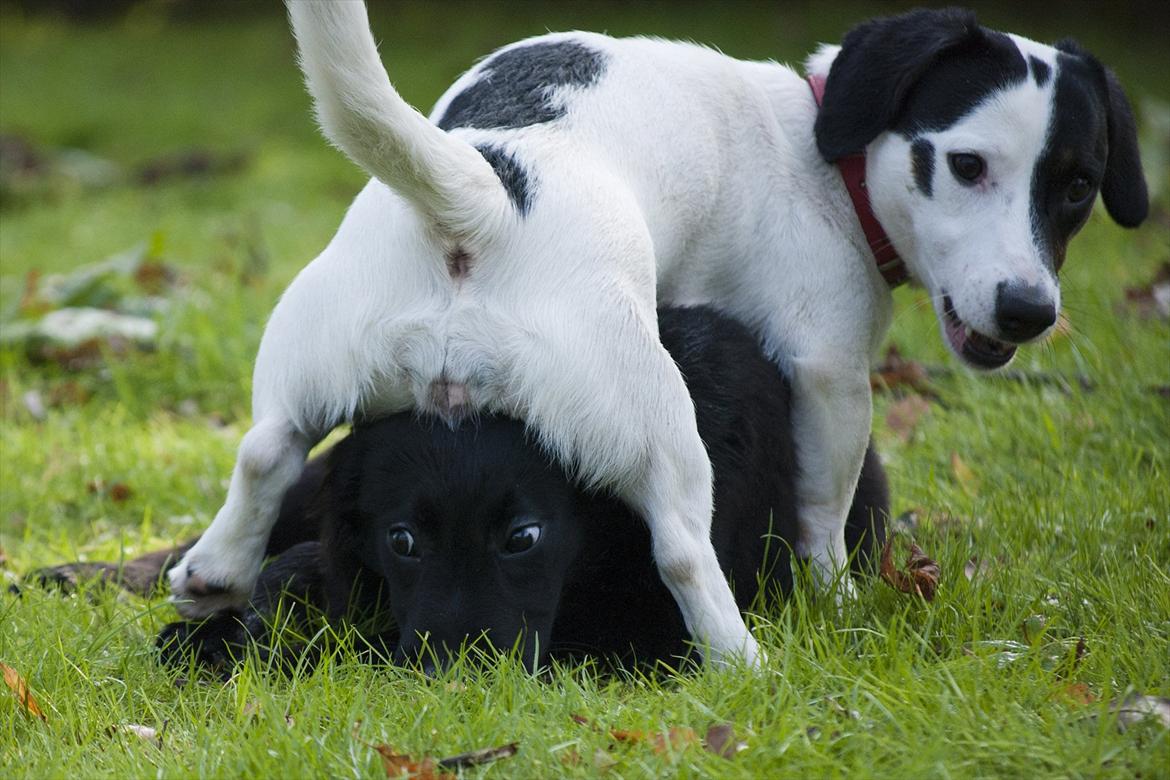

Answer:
[167,546,258,618]
[23,562,120,594]
[156,613,246,672]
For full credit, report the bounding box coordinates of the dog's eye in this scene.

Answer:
[948,152,985,184]
[504,524,542,554]
[387,528,417,557]
[1067,176,1093,204]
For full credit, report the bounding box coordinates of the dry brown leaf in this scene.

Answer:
[108,482,133,502]
[1123,262,1170,320]
[950,452,978,496]
[371,745,453,780]
[1059,683,1097,706]
[879,537,941,601]
[609,727,696,754]
[437,742,518,770]
[886,395,931,442]
[1,662,47,721]
[704,723,747,759]
[870,344,932,395]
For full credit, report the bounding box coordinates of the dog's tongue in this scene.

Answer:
[945,313,1017,368]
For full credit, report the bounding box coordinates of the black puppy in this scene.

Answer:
[152,306,888,673]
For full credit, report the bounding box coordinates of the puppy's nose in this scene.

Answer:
[995,281,1056,342]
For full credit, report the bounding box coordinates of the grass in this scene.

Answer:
[1,2,1168,777]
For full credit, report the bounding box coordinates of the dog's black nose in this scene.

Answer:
[995,281,1056,342]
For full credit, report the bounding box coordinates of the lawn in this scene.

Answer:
[1,2,1168,777]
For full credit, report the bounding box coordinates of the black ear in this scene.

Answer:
[1100,68,1149,227]
[815,7,982,162]
[1055,39,1148,228]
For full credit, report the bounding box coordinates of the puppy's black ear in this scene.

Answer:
[815,7,982,161]
[1100,68,1149,227]
[1055,39,1148,228]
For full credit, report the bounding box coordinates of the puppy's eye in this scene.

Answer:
[387,528,417,558]
[948,152,985,184]
[504,524,541,554]
[1067,176,1093,204]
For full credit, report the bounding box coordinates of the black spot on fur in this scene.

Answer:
[1029,55,1051,86]
[475,144,531,215]
[816,8,1027,160]
[890,30,1027,137]
[438,41,607,131]
[911,138,935,197]
[1030,43,1148,271]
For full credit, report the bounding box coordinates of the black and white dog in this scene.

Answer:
[167,4,1147,666]
[150,307,887,672]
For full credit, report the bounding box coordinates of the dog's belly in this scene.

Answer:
[363,303,519,424]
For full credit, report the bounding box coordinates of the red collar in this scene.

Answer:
[807,74,908,288]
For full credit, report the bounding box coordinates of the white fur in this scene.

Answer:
[171,2,1069,664]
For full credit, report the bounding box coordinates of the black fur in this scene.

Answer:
[437,41,606,131]
[1051,41,1148,230]
[815,8,1019,161]
[1028,41,1148,271]
[1028,55,1051,87]
[911,138,935,197]
[157,308,888,672]
[474,144,531,215]
[815,8,1147,256]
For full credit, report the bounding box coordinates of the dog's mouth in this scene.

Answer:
[941,295,1016,370]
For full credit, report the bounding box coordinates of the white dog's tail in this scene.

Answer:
[287,1,512,242]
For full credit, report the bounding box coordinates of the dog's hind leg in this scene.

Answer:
[168,417,318,617]
[517,304,759,667]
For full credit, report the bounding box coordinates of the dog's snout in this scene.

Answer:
[995,281,1056,342]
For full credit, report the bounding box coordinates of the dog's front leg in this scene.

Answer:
[168,417,316,617]
[788,356,872,595]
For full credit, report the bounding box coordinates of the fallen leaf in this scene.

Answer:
[108,482,133,503]
[704,723,747,759]
[1110,694,1170,731]
[879,536,940,601]
[370,745,452,780]
[886,395,931,442]
[570,714,592,727]
[1,663,47,721]
[1123,262,1170,319]
[870,344,932,395]
[437,742,518,770]
[950,452,978,496]
[1059,683,1097,706]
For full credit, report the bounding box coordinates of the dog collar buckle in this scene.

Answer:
[807,75,908,288]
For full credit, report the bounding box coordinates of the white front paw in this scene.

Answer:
[166,541,260,618]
